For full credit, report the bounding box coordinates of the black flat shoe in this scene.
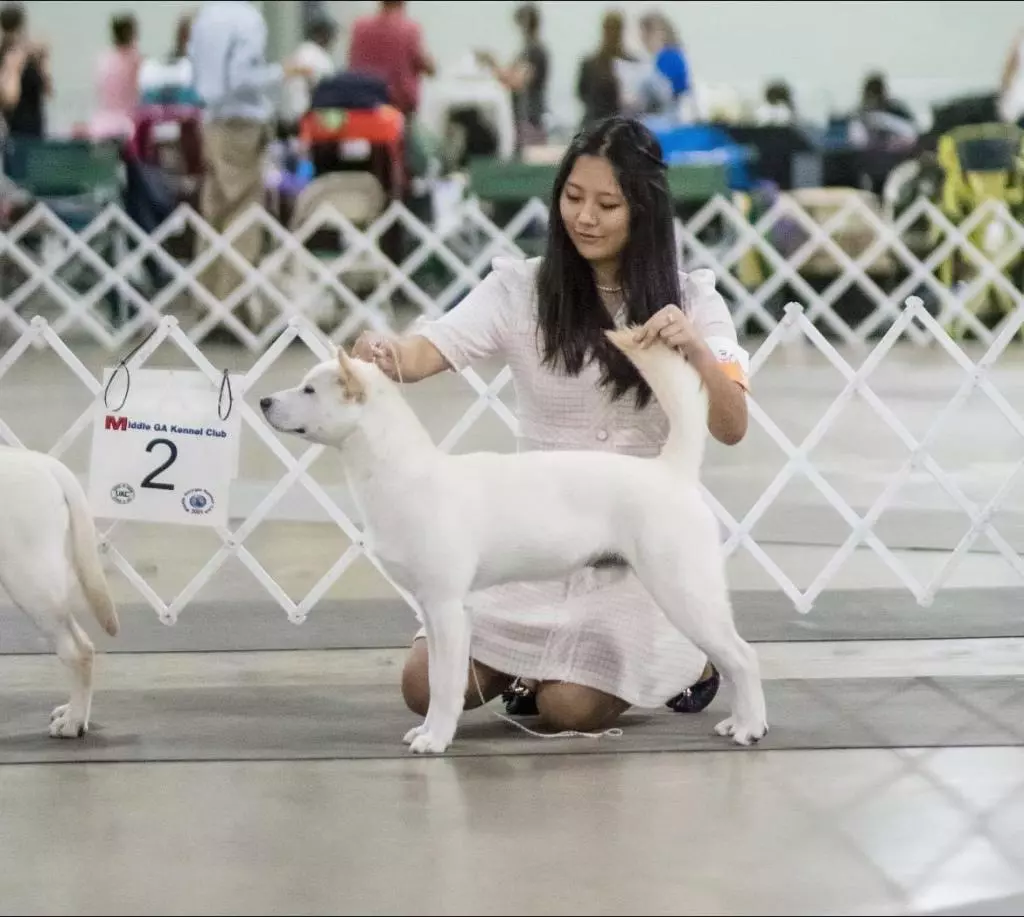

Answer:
[665,664,720,714]
[502,679,539,716]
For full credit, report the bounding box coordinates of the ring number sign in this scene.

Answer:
[88,368,242,528]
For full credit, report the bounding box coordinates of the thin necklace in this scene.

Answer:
[596,283,622,293]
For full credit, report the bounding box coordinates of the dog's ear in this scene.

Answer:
[336,347,366,403]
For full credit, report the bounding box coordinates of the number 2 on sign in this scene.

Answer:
[140,438,178,491]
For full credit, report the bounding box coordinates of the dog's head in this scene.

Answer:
[260,347,371,446]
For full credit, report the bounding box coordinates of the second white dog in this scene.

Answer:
[260,329,768,754]
[0,447,119,738]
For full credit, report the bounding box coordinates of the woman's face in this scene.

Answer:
[559,154,630,268]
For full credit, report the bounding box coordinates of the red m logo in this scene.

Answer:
[104,415,128,432]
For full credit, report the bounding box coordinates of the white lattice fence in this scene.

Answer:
[2,299,1022,623]
[730,295,1024,611]
[0,195,552,352]
[2,192,1022,351]
[0,192,1022,623]
[677,192,1024,348]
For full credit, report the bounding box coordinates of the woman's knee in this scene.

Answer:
[401,639,431,717]
[400,638,511,716]
[535,682,630,733]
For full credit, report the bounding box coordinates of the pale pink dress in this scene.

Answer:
[415,255,751,707]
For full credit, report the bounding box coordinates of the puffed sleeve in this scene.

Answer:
[683,268,751,391]
[414,256,534,372]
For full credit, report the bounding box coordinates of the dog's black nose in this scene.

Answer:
[260,396,272,411]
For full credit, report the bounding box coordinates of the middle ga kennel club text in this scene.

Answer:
[103,415,229,439]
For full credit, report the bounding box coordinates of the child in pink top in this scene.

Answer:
[91,13,141,140]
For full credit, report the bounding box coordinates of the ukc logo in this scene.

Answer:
[110,483,135,504]
[182,488,215,515]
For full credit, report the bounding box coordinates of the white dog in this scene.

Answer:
[0,447,119,737]
[260,329,768,754]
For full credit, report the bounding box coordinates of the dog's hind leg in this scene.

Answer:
[0,549,95,738]
[633,540,768,746]
[403,595,471,755]
[47,616,95,738]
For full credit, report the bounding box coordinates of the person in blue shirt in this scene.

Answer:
[639,12,689,105]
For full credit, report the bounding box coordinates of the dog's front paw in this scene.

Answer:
[49,705,87,739]
[714,716,768,747]
[408,730,453,755]
[403,724,428,745]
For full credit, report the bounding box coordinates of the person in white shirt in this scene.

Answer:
[188,0,312,309]
[281,13,339,128]
[755,80,796,126]
[139,13,197,105]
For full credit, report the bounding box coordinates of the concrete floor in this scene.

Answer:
[3,748,1024,917]
[4,640,1024,917]
[2,335,1024,915]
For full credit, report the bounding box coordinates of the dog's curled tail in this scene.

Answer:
[605,327,709,479]
[47,460,119,637]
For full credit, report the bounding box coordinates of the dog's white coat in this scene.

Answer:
[261,330,768,753]
[0,447,119,737]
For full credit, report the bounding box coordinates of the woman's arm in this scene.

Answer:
[352,332,450,383]
[0,44,26,109]
[353,261,521,383]
[1001,31,1022,93]
[681,338,748,446]
[476,51,532,93]
[635,303,749,446]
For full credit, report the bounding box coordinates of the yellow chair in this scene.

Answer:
[934,123,1024,339]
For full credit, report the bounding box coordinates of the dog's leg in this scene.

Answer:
[633,545,768,746]
[0,536,95,738]
[403,597,471,755]
[47,615,95,739]
[701,609,767,746]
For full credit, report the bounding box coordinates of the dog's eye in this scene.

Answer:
[302,385,315,395]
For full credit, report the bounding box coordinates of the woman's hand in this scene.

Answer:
[634,304,749,445]
[352,331,403,381]
[351,331,451,384]
[634,304,699,355]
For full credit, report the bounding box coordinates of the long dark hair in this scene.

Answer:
[592,11,627,85]
[535,115,682,409]
[597,10,626,61]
